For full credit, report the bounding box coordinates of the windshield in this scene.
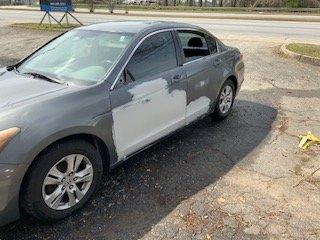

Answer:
[17,30,133,85]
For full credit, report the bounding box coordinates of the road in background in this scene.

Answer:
[0,9,320,43]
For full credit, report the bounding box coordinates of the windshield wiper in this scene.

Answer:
[24,72,66,85]
[7,65,17,72]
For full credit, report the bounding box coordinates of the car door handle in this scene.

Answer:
[172,74,182,83]
[141,98,151,104]
[213,59,222,66]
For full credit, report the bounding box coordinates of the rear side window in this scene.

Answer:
[125,31,177,81]
[205,34,218,54]
[217,40,228,52]
[177,31,210,63]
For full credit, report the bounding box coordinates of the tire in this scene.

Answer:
[211,79,236,121]
[21,139,103,222]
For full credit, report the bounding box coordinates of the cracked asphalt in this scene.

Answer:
[0,25,319,240]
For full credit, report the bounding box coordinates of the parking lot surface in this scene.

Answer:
[0,25,319,240]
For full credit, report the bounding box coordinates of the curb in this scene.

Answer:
[281,44,320,66]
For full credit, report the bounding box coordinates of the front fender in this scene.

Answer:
[1,111,116,167]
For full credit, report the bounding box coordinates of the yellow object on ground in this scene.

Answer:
[299,132,320,150]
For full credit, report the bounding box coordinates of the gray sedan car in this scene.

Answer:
[0,21,244,225]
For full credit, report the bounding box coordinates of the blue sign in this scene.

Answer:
[40,0,73,12]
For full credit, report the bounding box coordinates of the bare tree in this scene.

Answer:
[231,0,238,6]
[253,0,264,7]
[107,0,115,13]
[307,0,320,7]
[89,0,94,12]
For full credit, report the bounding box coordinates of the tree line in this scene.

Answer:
[164,0,320,7]
[82,0,320,13]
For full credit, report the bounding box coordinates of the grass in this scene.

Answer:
[11,23,80,31]
[286,43,320,58]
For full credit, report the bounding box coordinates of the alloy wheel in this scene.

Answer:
[219,85,234,114]
[42,154,93,210]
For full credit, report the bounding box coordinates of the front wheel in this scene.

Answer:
[21,139,103,221]
[211,79,236,121]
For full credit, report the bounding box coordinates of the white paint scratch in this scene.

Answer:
[196,79,209,89]
[112,78,186,160]
[112,78,212,160]
[186,96,211,125]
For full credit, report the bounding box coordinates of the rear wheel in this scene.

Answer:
[21,139,103,221]
[211,79,235,121]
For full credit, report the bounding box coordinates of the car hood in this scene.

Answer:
[0,69,68,110]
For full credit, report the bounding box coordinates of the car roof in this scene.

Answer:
[77,20,198,34]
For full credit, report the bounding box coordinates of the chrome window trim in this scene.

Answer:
[182,54,212,66]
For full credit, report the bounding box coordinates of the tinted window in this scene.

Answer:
[205,34,218,54]
[177,31,210,63]
[217,40,228,52]
[126,31,177,81]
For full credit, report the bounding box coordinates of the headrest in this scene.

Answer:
[188,37,203,48]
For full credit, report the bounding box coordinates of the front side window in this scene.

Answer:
[17,30,133,85]
[177,31,210,63]
[125,31,177,82]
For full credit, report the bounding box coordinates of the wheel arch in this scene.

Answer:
[46,133,111,173]
[226,75,238,94]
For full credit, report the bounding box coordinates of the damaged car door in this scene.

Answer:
[110,30,187,160]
